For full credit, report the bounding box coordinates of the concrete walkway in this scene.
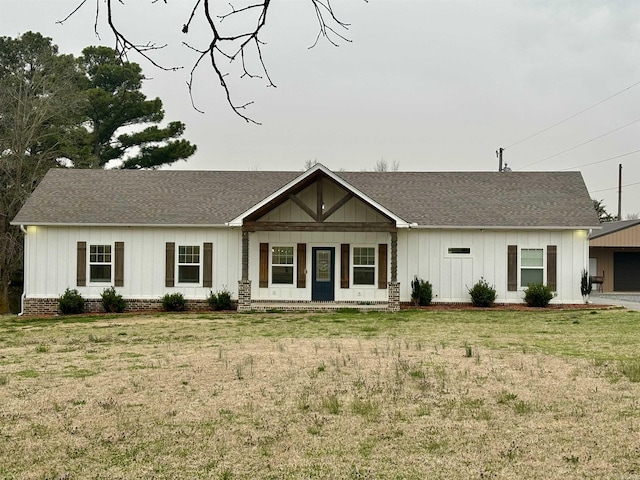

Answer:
[589,293,640,311]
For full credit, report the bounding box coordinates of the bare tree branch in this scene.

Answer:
[58,0,360,123]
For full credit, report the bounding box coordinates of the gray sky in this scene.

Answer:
[3,0,640,218]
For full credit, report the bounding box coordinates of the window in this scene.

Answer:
[353,247,375,285]
[89,245,112,282]
[178,245,200,283]
[448,247,471,255]
[521,248,543,286]
[272,246,294,284]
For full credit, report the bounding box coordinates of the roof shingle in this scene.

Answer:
[12,168,600,228]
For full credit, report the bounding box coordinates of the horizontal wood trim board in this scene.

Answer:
[243,222,396,232]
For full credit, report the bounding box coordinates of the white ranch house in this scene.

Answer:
[12,164,600,315]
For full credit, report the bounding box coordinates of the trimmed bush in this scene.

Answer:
[468,278,497,307]
[161,293,186,312]
[523,283,554,307]
[580,269,592,300]
[411,276,433,306]
[101,287,126,313]
[58,288,85,315]
[208,289,233,311]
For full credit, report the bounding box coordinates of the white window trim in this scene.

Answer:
[89,243,112,284]
[519,247,545,288]
[270,244,296,286]
[352,245,377,287]
[177,245,201,285]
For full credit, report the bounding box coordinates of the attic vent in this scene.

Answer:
[448,247,471,255]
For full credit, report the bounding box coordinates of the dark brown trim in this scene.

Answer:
[321,192,354,222]
[507,245,517,291]
[316,177,324,221]
[341,244,349,289]
[378,244,388,289]
[114,241,124,287]
[243,221,396,232]
[77,241,86,287]
[165,242,175,287]
[203,242,213,288]
[547,245,557,290]
[259,243,269,288]
[289,194,318,221]
[297,243,306,288]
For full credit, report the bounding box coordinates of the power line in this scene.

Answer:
[591,180,640,194]
[559,149,640,171]
[517,116,640,170]
[505,78,640,150]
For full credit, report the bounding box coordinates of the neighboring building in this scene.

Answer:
[589,219,640,292]
[12,165,600,315]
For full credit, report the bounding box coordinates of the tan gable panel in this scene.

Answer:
[590,224,640,247]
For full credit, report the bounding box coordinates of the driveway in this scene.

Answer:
[589,293,640,311]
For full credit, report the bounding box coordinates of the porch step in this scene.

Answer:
[247,301,390,312]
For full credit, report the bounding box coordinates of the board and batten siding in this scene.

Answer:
[22,226,241,299]
[397,229,589,304]
[250,230,391,302]
[259,180,389,224]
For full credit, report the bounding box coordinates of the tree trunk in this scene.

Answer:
[0,269,10,314]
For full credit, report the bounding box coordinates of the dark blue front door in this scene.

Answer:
[312,247,335,301]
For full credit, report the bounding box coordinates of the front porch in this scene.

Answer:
[246,300,392,313]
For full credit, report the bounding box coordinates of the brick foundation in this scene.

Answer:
[21,297,226,317]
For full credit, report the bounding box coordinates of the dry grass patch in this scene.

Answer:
[0,309,639,479]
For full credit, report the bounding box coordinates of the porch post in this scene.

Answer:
[238,229,252,311]
[388,230,400,312]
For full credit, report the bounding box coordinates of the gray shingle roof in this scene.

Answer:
[12,168,600,228]
[590,219,640,239]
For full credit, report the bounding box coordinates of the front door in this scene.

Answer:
[312,247,335,301]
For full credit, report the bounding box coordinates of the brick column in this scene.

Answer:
[237,280,252,312]
[388,281,400,312]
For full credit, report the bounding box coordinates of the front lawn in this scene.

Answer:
[1,309,639,479]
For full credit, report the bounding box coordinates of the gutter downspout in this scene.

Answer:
[18,224,27,316]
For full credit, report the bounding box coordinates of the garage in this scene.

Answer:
[613,252,640,291]
[589,220,640,293]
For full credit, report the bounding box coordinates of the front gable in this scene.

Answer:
[231,164,408,232]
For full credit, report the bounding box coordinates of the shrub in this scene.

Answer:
[523,283,554,307]
[58,288,85,315]
[411,276,433,306]
[101,287,126,313]
[467,278,496,307]
[161,292,186,312]
[580,269,592,299]
[208,288,233,311]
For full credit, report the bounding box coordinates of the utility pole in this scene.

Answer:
[496,147,504,172]
[618,163,622,221]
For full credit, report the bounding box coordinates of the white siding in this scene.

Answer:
[23,226,241,300]
[250,231,391,302]
[398,229,589,304]
[23,224,589,305]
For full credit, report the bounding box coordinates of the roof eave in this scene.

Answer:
[11,221,234,228]
[407,224,600,230]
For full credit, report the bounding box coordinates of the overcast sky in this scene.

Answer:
[3,0,640,218]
